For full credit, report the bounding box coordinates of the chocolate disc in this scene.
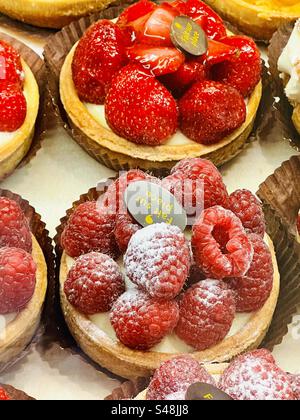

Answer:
[186,382,233,401]
[171,16,208,56]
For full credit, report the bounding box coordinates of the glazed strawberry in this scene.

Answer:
[0,40,24,87]
[206,39,238,66]
[117,0,157,30]
[219,350,296,400]
[178,80,246,145]
[147,356,216,400]
[288,374,300,400]
[105,64,178,146]
[64,252,125,315]
[192,206,253,279]
[125,224,191,300]
[110,289,179,350]
[175,280,236,350]
[211,36,262,97]
[0,197,32,252]
[0,387,10,400]
[228,234,274,312]
[126,44,185,76]
[72,20,127,104]
[228,189,265,237]
[114,213,140,253]
[61,201,119,259]
[0,83,27,132]
[0,247,36,314]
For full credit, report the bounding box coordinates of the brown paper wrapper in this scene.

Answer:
[0,32,50,180]
[0,189,55,374]
[105,378,150,400]
[268,21,300,151]
[1,384,35,400]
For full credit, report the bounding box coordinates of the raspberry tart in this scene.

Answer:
[59,0,262,172]
[0,196,47,369]
[0,38,39,180]
[58,158,279,379]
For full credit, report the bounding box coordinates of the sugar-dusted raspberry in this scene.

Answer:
[0,247,36,314]
[64,252,125,315]
[192,206,253,279]
[147,355,216,400]
[175,280,236,350]
[0,197,32,252]
[219,350,296,400]
[110,289,179,350]
[61,201,118,259]
[288,374,300,400]
[228,189,265,237]
[114,212,140,253]
[227,234,274,312]
[0,387,10,400]
[125,223,191,301]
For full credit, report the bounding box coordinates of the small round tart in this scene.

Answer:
[1,384,35,400]
[204,0,300,41]
[0,0,116,29]
[0,59,39,180]
[0,235,47,367]
[59,235,279,380]
[60,44,262,172]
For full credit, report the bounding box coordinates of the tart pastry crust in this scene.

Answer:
[60,44,262,172]
[59,235,279,380]
[0,235,47,367]
[0,59,39,180]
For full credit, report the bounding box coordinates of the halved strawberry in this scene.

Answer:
[206,39,238,66]
[0,83,27,132]
[117,0,157,28]
[126,44,185,76]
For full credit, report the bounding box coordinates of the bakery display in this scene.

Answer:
[58,157,280,379]
[58,0,262,172]
[0,384,34,400]
[0,38,39,180]
[204,0,300,41]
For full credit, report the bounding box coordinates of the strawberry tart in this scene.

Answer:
[0,197,47,368]
[0,384,34,400]
[59,0,262,172]
[0,39,39,180]
[58,158,279,379]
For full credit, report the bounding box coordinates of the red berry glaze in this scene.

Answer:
[206,39,238,67]
[192,206,253,279]
[147,355,216,400]
[61,201,118,259]
[228,234,274,312]
[175,280,236,350]
[105,64,178,146]
[0,197,32,252]
[219,350,296,400]
[178,80,246,145]
[114,212,140,253]
[0,247,36,314]
[0,40,24,87]
[228,189,265,237]
[0,83,27,132]
[110,289,179,350]
[125,223,191,301]
[64,252,125,315]
[0,387,10,400]
[117,0,157,29]
[72,20,127,104]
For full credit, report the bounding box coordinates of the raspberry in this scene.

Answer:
[0,247,36,314]
[227,234,274,312]
[0,197,32,252]
[114,212,140,253]
[146,355,216,400]
[0,40,24,87]
[64,252,125,315]
[0,387,10,400]
[124,223,191,301]
[0,83,27,132]
[175,280,236,350]
[110,289,179,350]
[61,201,119,259]
[219,350,296,400]
[192,206,253,279]
[288,374,300,400]
[228,189,265,237]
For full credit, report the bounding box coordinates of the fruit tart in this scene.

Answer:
[0,384,34,400]
[58,158,279,379]
[204,0,300,41]
[0,39,39,180]
[133,350,299,400]
[59,0,262,172]
[0,196,47,369]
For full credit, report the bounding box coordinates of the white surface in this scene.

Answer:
[0,24,299,400]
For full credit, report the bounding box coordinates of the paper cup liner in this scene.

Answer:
[0,32,50,180]
[44,3,269,174]
[105,377,150,400]
[1,383,35,400]
[0,189,55,374]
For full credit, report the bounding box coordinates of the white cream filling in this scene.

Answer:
[278,19,300,103]
[0,313,18,340]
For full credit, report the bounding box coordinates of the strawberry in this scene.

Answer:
[126,44,185,76]
[0,40,24,88]
[206,39,238,66]
[72,20,128,104]
[105,64,178,146]
[211,36,262,97]
[0,83,26,132]
[178,80,246,145]
[117,0,157,28]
